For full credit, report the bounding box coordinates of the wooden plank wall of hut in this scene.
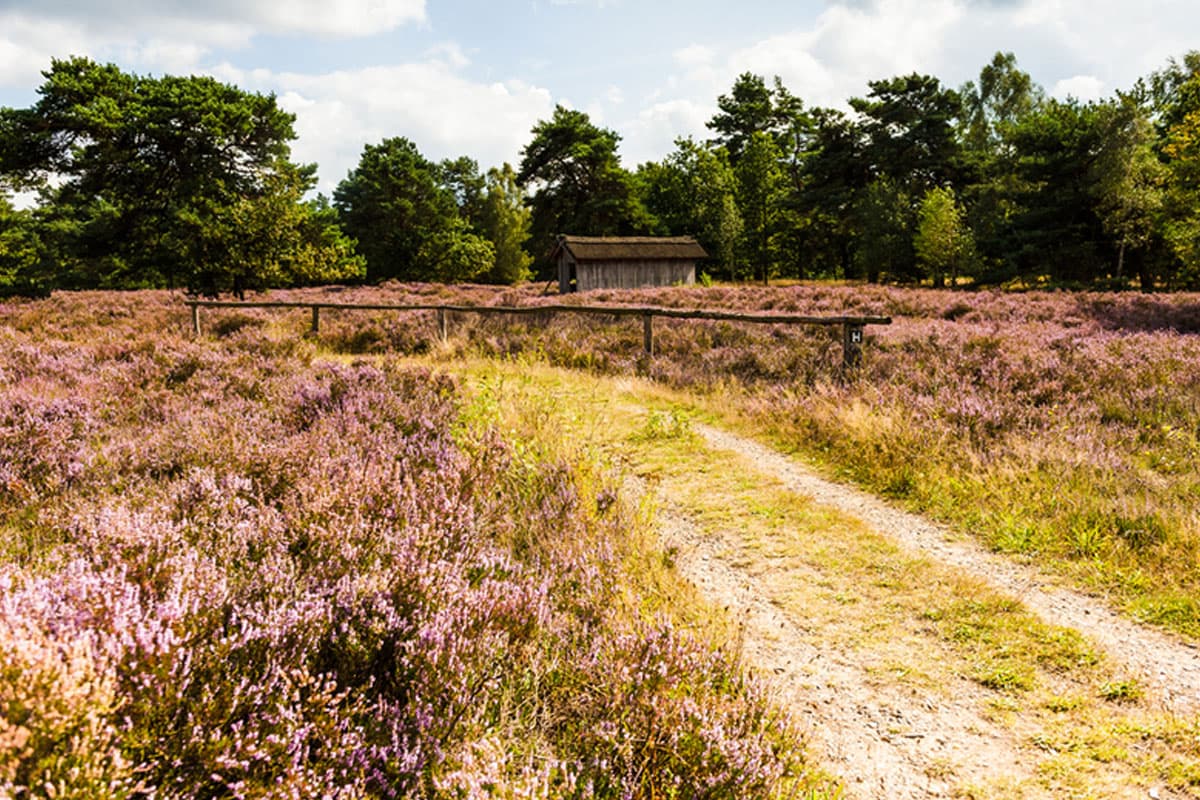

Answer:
[576,260,696,291]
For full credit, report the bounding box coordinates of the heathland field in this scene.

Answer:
[3,285,1200,798]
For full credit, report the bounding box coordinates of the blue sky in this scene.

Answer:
[1,0,1197,196]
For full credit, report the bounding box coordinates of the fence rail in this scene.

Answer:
[184,299,891,366]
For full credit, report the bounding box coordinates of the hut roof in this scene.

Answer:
[553,235,707,262]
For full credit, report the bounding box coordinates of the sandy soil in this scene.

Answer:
[649,422,1200,799]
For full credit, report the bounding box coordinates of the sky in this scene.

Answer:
[0,0,1197,197]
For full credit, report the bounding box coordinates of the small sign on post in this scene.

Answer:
[310,306,320,335]
[843,322,864,367]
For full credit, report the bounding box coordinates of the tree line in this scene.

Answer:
[2,52,1199,295]
[528,51,1200,290]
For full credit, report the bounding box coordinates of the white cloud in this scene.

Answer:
[2,0,425,38]
[0,13,93,89]
[1051,74,1105,101]
[733,0,966,108]
[250,0,425,37]
[619,98,711,166]
[221,63,555,194]
[424,42,471,70]
[674,43,715,68]
[0,0,428,92]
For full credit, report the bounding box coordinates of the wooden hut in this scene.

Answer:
[551,235,707,293]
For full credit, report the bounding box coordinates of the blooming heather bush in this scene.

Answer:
[228,282,1200,636]
[0,291,805,798]
[0,392,94,506]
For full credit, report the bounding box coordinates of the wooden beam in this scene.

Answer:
[181,299,890,328]
[180,299,890,365]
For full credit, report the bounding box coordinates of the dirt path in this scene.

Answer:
[695,423,1200,715]
[657,510,1041,798]
[650,421,1200,798]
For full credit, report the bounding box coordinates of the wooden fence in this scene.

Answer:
[184,300,891,366]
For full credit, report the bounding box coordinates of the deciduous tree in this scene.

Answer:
[636,138,742,276]
[479,164,533,284]
[736,132,783,284]
[1091,97,1167,283]
[854,177,915,283]
[914,186,976,287]
[0,194,46,295]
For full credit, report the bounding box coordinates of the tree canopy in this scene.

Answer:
[6,50,1200,293]
[334,137,493,283]
[0,57,364,294]
[517,106,650,271]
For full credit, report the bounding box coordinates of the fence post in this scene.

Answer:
[191,303,201,336]
[642,313,654,355]
[438,308,447,343]
[843,322,864,367]
[310,306,320,335]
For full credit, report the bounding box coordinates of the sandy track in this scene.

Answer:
[649,421,1200,798]
[695,423,1200,716]
[657,511,1041,798]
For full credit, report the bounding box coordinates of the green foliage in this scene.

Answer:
[517,106,651,272]
[416,217,495,283]
[735,133,784,283]
[1099,680,1142,703]
[1091,98,1167,284]
[479,164,533,284]
[1162,92,1200,286]
[334,137,491,283]
[787,108,869,280]
[184,165,366,296]
[0,57,360,293]
[637,137,743,275]
[10,50,1200,292]
[959,51,1044,155]
[631,408,696,442]
[436,155,487,227]
[1005,98,1109,282]
[705,74,818,281]
[914,186,976,286]
[853,177,915,283]
[0,195,48,296]
[1145,50,1200,132]
[850,73,962,195]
